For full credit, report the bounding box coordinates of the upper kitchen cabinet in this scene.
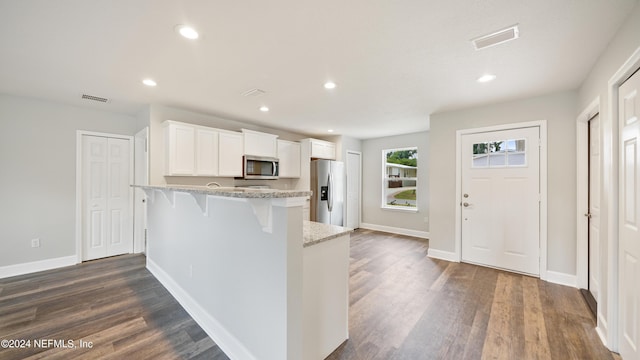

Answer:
[277,139,301,178]
[164,121,196,175]
[218,130,243,177]
[303,138,336,160]
[242,129,278,158]
[194,127,218,176]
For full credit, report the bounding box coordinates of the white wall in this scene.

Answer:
[429,91,577,275]
[148,105,308,189]
[361,131,429,235]
[0,94,144,268]
[577,2,640,347]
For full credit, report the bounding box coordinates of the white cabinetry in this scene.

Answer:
[242,129,278,157]
[277,139,301,178]
[164,121,195,175]
[309,138,336,160]
[218,130,244,177]
[195,128,218,176]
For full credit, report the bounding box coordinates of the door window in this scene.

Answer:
[472,139,526,168]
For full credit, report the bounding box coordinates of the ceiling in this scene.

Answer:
[0,0,637,139]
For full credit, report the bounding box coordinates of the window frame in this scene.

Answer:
[381,146,418,212]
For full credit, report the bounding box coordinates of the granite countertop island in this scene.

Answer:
[135,184,349,359]
[303,220,353,247]
[135,184,312,199]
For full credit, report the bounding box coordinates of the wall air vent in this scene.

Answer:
[241,88,266,97]
[472,24,519,50]
[81,94,110,103]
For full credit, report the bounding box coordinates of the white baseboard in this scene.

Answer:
[0,255,77,279]
[360,223,429,239]
[545,270,577,287]
[147,259,256,360]
[427,248,459,262]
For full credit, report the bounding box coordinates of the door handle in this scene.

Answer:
[584,213,592,219]
[463,202,471,207]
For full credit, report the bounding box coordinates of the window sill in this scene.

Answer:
[381,206,419,213]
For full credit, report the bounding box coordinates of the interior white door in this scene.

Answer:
[619,68,640,360]
[134,128,148,254]
[82,135,132,260]
[346,151,361,229]
[588,114,601,303]
[461,126,540,275]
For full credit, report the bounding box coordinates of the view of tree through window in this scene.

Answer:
[382,147,418,210]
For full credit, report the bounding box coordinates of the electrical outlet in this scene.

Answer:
[31,238,40,248]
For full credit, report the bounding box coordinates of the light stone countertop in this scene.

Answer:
[303,220,353,247]
[133,184,312,199]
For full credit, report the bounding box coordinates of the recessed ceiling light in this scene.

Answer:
[175,25,199,40]
[324,81,336,89]
[142,79,157,87]
[328,129,334,133]
[259,106,269,112]
[477,74,496,83]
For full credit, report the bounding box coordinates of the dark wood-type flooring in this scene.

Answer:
[0,229,619,359]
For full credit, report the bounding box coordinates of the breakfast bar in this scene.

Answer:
[135,185,351,360]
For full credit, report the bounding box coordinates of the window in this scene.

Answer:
[472,138,526,168]
[382,147,418,210]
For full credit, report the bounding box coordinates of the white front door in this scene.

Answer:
[619,68,640,360]
[461,126,540,275]
[346,151,361,229]
[82,135,133,260]
[588,114,601,302]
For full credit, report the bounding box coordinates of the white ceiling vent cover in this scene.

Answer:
[472,24,519,50]
[241,88,266,97]
[81,94,110,103]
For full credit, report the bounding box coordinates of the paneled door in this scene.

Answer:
[461,126,540,275]
[619,68,640,360]
[82,135,133,260]
[346,150,361,229]
[588,114,601,304]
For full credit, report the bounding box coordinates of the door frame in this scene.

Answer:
[346,150,362,229]
[75,130,134,263]
[455,120,548,278]
[606,45,640,353]
[576,97,600,291]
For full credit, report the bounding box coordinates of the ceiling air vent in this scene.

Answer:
[81,94,110,103]
[241,88,266,97]
[471,24,519,50]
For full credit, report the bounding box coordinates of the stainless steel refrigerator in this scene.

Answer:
[310,159,345,226]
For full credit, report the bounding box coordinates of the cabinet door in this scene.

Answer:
[243,130,278,157]
[218,131,243,177]
[195,128,218,176]
[310,140,336,160]
[277,140,301,178]
[165,123,195,175]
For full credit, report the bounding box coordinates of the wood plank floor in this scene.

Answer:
[327,229,619,360]
[0,254,229,360]
[0,230,619,359]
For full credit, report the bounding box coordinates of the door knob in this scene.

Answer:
[584,213,592,219]
[463,202,470,207]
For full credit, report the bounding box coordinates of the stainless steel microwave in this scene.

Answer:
[242,156,279,179]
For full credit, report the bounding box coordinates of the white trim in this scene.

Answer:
[147,258,256,360]
[455,121,548,279]
[0,256,76,279]
[576,98,600,290]
[427,249,458,262]
[609,45,640,353]
[545,270,578,288]
[75,131,135,263]
[360,222,429,239]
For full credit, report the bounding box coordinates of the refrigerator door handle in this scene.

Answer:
[327,172,334,211]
